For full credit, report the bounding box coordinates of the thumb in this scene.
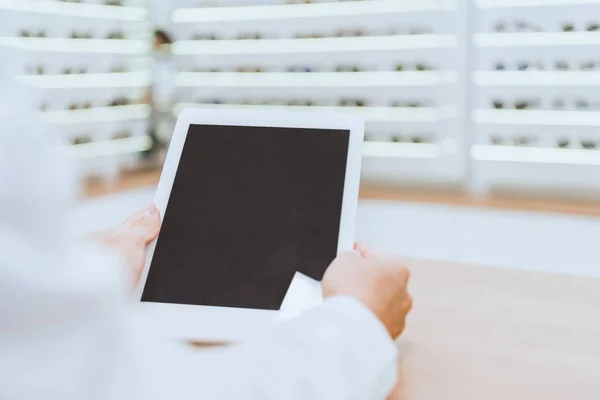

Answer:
[354,242,385,258]
[137,204,161,242]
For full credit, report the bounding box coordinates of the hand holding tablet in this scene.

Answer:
[323,246,413,339]
[135,108,364,341]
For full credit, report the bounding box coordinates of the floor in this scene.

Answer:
[70,186,600,279]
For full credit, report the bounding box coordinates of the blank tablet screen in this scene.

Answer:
[141,124,350,310]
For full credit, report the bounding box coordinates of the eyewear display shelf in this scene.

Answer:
[471,0,600,197]
[0,0,151,180]
[167,0,467,186]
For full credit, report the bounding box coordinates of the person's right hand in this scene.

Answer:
[322,243,413,339]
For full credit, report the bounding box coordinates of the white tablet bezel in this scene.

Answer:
[134,108,365,342]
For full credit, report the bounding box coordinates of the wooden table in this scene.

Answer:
[389,259,600,400]
[93,169,600,397]
[84,168,600,218]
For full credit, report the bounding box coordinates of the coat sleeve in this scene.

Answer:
[0,241,398,400]
[114,297,399,400]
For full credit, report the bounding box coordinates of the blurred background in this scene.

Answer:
[2,0,600,276]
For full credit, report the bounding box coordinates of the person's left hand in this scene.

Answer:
[102,204,161,288]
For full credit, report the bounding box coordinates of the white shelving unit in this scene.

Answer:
[0,0,152,180]
[168,0,466,186]
[41,104,151,125]
[0,0,148,21]
[5,0,599,198]
[175,71,457,88]
[471,0,600,196]
[171,1,455,22]
[173,34,459,55]
[174,103,450,124]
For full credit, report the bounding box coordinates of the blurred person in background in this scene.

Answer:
[144,29,177,156]
[0,47,412,400]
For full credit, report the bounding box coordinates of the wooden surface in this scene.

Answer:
[360,187,600,218]
[83,168,162,198]
[87,169,600,397]
[389,259,600,400]
[84,169,600,217]
[190,259,600,399]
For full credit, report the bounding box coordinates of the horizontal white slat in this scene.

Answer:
[473,109,600,127]
[17,71,151,89]
[363,142,443,159]
[0,37,148,54]
[473,71,600,86]
[175,71,457,88]
[175,102,450,158]
[173,34,458,55]
[0,0,148,21]
[63,135,441,160]
[475,32,600,47]
[174,103,445,123]
[172,0,454,23]
[477,0,600,8]
[62,136,152,159]
[471,145,600,166]
[42,105,151,125]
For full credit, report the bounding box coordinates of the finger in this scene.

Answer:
[354,242,371,257]
[142,204,160,219]
[354,242,388,259]
[142,205,161,242]
[124,204,157,224]
[134,204,161,242]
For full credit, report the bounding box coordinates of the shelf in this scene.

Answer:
[0,37,148,54]
[174,103,447,123]
[17,71,151,89]
[0,0,148,21]
[471,145,600,166]
[171,0,454,23]
[64,136,443,160]
[42,104,151,125]
[473,109,600,127]
[477,0,600,8]
[473,71,600,86]
[175,71,457,88]
[475,32,600,48]
[173,34,457,55]
[62,136,152,159]
[363,142,444,159]
[178,102,451,158]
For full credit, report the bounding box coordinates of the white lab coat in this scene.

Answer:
[0,52,398,400]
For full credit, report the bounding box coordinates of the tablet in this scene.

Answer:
[135,108,364,342]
